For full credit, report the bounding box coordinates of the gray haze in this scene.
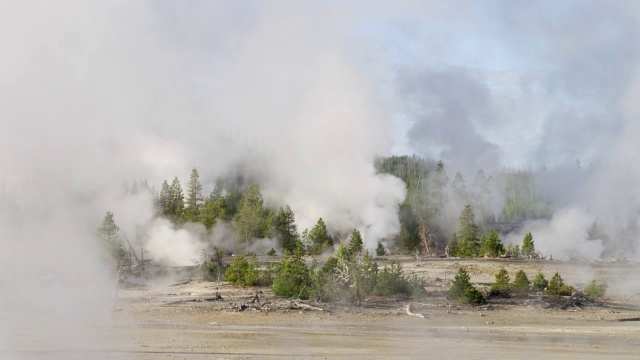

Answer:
[3,0,640,357]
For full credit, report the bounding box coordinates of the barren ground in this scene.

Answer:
[9,257,640,359]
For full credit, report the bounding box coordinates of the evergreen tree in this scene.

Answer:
[97,211,119,244]
[448,233,459,256]
[531,272,548,292]
[169,176,185,222]
[522,232,535,258]
[376,241,385,256]
[157,180,171,215]
[199,187,226,230]
[348,229,364,255]
[490,267,511,297]
[449,267,484,304]
[308,218,333,255]
[512,270,530,296]
[234,185,266,254]
[547,272,571,296]
[457,204,479,256]
[183,167,203,222]
[97,211,125,261]
[484,229,504,257]
[272,250,312,299]
[274,205,299,254]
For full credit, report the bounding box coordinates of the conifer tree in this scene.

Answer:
[522,232,535,258]
[484,229,504,257]
[308,218,333,255]
[531,272,548,292]
[348,229,364,255]
[199,186,226,230]
[512,270,530,296]
[457,204,479,256]
[490,267,511,297]
[169,176,185,222]
[97,211,119,244]
[234,185,266,254]
[183,167,203,222]
[275,205,299,254]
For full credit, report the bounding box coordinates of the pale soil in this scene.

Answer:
[8,258,640,359]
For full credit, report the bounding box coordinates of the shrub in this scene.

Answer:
[372,261,417,297]
[360,250,379,295]
[272,251,312,299]
[490,267,511,297]
[223,254,266,286]
[267,248,276,256]
[376,241,385,256]
[449,267,485,304]
[511,270,531,297]
[547,272,572,296]
[531,271,548,292]
[584,280,607,300]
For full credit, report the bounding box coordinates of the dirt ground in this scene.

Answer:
[9,257,640,359]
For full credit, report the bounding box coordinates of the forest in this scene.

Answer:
[96,154,615,303]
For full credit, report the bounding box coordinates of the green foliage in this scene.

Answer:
[547,272,572,296]
[522,232,535,258]
[97,211,126,261]
[499,168,550,221]
[307,218,333,255]
[169,177,185,222]
[201,248,226,282]
[274,205,299,253]
[584,280,607,300]
[448,233,459,256]
[490,267,511,297]
[234,185,267,254]
[182,167,203,223]
[372,261,422,297]
[272,251,312,299]
[376,241,385,256]
[457,205,479,256]
[359,250,379,295]
[199,186,226,230]
[223,254,266,286]
[531,272,548,292]
[97,211,119,244]
[484,229,504,257]
[449,267,485,304]
[512,270,531,296]
[348,229,364,255]
[267,248,276,256]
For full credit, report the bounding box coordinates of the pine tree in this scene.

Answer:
[308,218,333,255]
[157,180,171,215]
[199,187,226,230]
[169,176,185,222]
[97,211,119,244]
[522,232,535,258]
[457,204,479,256]
[275,205,299,254]
[512,270,530,296]
[531,272,548,292]
[449,267,484,304]
[348,229,364,255]
[484,229,504,257]
[490,267,511,297]
[183,167,203,222]
[547,272,571,296]
[376,241,385,256]
[234,185,266,254]
[448,233,459,256]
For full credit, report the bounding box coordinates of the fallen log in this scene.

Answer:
[287,301,324,312]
